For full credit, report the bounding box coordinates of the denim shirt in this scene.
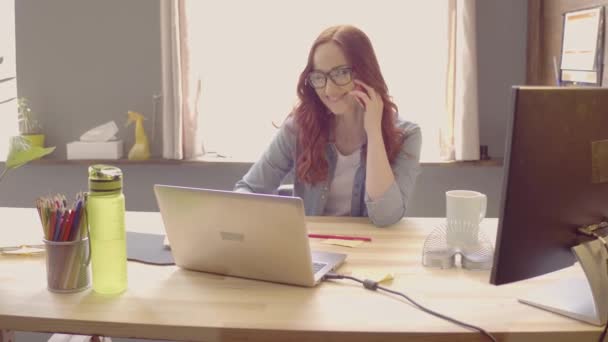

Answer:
[234,116,422,227]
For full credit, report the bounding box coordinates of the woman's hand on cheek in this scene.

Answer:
[349,79,383,135]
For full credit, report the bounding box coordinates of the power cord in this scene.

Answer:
[323,273,497,342]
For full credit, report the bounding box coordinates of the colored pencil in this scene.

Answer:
[308,234,372,242]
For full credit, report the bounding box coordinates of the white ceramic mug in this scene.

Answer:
[445,190,487,246]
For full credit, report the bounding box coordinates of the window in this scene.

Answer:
[180,1,450,162]
[0,0,19,162]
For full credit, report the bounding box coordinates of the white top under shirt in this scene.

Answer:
[324,148,361,216]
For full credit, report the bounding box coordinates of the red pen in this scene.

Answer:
[61,209,76,241]
[308,234,372,242]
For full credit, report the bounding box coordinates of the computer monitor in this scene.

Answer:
[491,86,608,325]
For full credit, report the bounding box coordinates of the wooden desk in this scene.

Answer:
[0,207,602,341]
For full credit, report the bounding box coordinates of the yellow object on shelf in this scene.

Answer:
[126,111,151,161]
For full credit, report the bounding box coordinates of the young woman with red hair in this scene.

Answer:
[235,25,421,227]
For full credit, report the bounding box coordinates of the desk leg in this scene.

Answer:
[0,330,14,342]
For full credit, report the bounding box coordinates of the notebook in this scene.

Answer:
[153,184,346,287]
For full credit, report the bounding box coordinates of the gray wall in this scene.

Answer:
[14,0,163,159]
[1,0,527,219]
[477,0,528,156]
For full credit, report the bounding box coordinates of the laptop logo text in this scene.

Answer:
[220,231,245,242]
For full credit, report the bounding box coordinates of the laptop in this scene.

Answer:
[153,184,346,287]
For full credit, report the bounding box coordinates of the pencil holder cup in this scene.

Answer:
[43,238,91,293]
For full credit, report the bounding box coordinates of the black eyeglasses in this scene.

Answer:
[306,66,353,89]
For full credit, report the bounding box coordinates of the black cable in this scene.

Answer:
[323,273,497,342]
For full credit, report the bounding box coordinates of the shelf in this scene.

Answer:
[420,158,503,167]
[28,157,503,168]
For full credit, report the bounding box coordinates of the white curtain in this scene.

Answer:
[0,0,19,162]
[441,0,480,161]
[160,0,203,160]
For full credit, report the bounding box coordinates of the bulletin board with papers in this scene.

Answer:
[559,6,605,86]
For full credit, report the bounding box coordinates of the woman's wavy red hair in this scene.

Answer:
[293,25,404,185]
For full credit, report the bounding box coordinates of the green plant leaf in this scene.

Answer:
[6,136,55,169]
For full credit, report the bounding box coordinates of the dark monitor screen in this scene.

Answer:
[491,86,608,286]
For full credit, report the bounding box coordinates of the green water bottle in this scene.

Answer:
[87,164,127,294]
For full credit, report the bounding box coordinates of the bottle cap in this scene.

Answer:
[88,164,123,193]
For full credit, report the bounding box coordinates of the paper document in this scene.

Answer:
[352,271,395,284]
[0,245,45,255]
[321,239,364,248]
[560,7,602,71]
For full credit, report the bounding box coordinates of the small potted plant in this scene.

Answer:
[0,136,55,183]
[17,97,45,147]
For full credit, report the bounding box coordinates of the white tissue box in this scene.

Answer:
[67,140,123,160]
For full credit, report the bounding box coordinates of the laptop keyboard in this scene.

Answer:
[312,262,327,274]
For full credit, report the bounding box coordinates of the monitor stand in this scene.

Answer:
[518,238,608,326]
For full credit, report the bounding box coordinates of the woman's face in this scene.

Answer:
[310,42,358,116]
